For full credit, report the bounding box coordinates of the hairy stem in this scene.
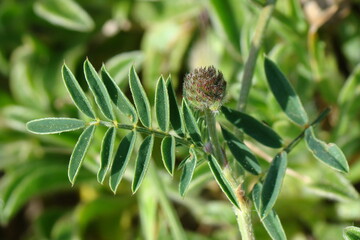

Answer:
[205,109,224,165]
[237,0,276,113]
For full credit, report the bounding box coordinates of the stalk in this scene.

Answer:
[205,109,224,165]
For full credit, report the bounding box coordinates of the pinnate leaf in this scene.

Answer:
[97,127,116,184]
[161,136,176,176]
[221,106,283,148]
[132,135,155,193]
[62,64,96,119]
[84,60,114,120]
[109,131,137,193]
[129,66,151,128]
[26,118,85,134]
[68,125,96,185]
[305,127,349,173]
[179,149,197,196]
[182,100,202,145]
[264,57,308,126]
[167,77,185,137]
[155,76,170,132]
[261,152,287,218]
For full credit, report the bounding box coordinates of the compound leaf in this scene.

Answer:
[179,149,197,196]
[84,60,114,120]
[26,118,85,134]
[221,106,283,148]
[97,127,116,184]
[68,125,96,185]
[132,135,155,193]
[155,76,170,132]
[305,127,349,173]
[261,152,287,218]
[167,77,185,137]
[182,100,202,145]
[264,57,308,126]
[109,131,137,193]
[161,136,175,176]
[62,64,96,119]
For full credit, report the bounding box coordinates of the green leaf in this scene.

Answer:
[132,135,155,193]
[179,149,197,196]
[26,118,85,134]
[182,100,202,145]
[155,76,170,132]
[34,0,94,32]
[129,66,151,128]
[68,125,96,185]
[84,60,114,120]
[221,126,261,175]
[305,127,349,173]
[344,226,360,240]
[62,64,96,119]
[97,127,116,184]
[167,77,185,137]
[109,131,137,193]
[261,152,287,218]
[221,106,283,148]
[101,66,138,123]
[161,136,176,176]
[252,183,287,240]
[208,155,239,208]
[264,57,309,126]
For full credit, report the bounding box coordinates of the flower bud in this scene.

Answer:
[183,66,226,111]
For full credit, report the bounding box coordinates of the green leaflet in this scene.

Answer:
[109,131,137,193]
[343,226,360,240]
[62,64,96,119]
[97,127,116,184]
[101,66,138,123]
[161,136,175,176]
[68,125,96,185]
[252,183,287,240]
[221,106,283,148]
[261,152,287,218]
[305,127,349,173]
[26,117,85,134]
[34,0,94,32]
[179,149,197,196]
[84,60,115,120]
[208,155,240,209]
[167,76,185,137]
[182,100,202,145]
[221,126,261,175]
[155,76,170,132]
[129,66,151,128]
[132,135,155,193]
[264,57,308,126]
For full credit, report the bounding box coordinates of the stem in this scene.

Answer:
[205,109,224,165]
[237,0,276,113]
[235,202,255,240]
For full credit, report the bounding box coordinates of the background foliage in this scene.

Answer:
[0,0,360,239]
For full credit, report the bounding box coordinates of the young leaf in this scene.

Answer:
[84,60,114,120]
[343,226,360,240]
[182,100,202,145]
[129,66,151,128]
[221,106,283,148]
[62,64,96,119]
[221,126,261,175]
[305,127,349,173]
[26,118,85,134]
[34,0,94,32]
[179,149,197,196]
[97,127,116,184]
[68,125,96,185]
[101,66,138,123]
[155,76,170,132]
[161,136,176,176]
[252,183,287,240]
[208,155,239,208]
[264,57,308,126]
[109,131,137,193]
[261,152,287,218]
[167,77,185,137]
[132,135,155,193]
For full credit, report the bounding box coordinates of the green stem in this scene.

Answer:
[237,0,276,113]
[205,109,224,165]
[235,203,255,240]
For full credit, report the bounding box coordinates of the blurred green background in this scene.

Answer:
[0,0,359,239]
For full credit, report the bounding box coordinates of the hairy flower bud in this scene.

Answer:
[183,66,226,111]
